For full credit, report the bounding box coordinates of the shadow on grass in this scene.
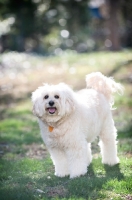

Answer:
[64,163,124,199]
[104,164,124,180]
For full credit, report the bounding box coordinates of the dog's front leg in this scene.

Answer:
[66,141,89,178]
[49,148,69,177]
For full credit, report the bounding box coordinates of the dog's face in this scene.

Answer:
[32,83,75,123]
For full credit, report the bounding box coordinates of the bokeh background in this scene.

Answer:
[0,0,132,54]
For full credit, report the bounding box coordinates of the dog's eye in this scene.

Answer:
[54,95,59,99]
[44,95,49,99]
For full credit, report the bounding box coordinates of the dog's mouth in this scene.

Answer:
[46,107,57,114]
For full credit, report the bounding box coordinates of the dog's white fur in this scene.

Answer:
[32,72,123,178]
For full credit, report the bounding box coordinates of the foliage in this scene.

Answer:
[0,0,132,53]
[0,0,89,53]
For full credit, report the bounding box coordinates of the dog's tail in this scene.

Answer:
[86,72,124,106]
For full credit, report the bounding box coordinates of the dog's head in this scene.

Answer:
[31,83,75,123]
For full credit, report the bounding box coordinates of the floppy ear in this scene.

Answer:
[58,83,75,115]
[32,99,43,118]
[31,90,44,118]
[65,93,75,114]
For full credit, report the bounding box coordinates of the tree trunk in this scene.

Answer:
[108,0,121,51]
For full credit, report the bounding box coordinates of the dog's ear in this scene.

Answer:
[58,83,75,115]
[31,90,44,118]
[61,85,75,115]
[32,100,43,118]
[65,93,75,114]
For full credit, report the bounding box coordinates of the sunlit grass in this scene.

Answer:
[0,156,132,199]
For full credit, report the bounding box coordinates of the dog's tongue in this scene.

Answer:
[49,107,56,114]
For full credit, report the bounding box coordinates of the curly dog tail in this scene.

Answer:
[86,72,124,105]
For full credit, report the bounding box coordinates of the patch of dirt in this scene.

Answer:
[123,195,132,200]
[25,143,49,159]
[0,142,49,160]
[46,186,67,198]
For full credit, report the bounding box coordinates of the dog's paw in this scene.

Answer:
[102,157,120,166]
[55,172,69,177]
[70,169,87,179]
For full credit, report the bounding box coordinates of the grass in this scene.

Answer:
[0,50,132,200]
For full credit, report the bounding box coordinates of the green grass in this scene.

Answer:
[0,50,132,200]
[0,155,132,199]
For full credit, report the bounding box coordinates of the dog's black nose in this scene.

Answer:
[49,101,54,106]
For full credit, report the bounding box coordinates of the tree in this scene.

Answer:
[0,0,132,53]
[107,0,121,50]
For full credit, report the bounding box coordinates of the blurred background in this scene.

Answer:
[0,0,132,54]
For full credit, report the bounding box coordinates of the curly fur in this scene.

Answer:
[31,72,123,178]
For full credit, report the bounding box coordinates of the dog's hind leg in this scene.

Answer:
[99,115,119,166]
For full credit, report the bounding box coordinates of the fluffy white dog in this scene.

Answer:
[32,72,123,178]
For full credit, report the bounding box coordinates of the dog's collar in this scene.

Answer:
[49,126,54,132]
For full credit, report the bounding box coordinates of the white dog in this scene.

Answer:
[32,72,123,178]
